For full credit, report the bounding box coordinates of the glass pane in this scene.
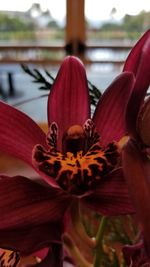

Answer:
[0,1,66,120]
[85,0,150,71]
[85,0,150,42]
[0,0,66,64]
[0,0,66,44]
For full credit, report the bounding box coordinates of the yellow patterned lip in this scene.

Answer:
[32,121,119,196]
[0,249,20,267]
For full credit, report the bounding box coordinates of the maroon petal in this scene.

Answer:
[122,140,150,257]
[80,168,134,216]
[47,56,90,150]
[0,175,70,230]
[23,245,63,267]
[0,101,47,166]
[122,241,150,267]
[123,30,150,75]
[0,223,63,257]
[93,72,135,146]
[124,30,150,137]
[33,248,49,259]
[137,97,150,146]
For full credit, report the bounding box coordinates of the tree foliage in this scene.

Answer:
[0,14,34,32]
[101,10,150,33]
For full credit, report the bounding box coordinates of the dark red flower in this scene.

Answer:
[122,30,150,259]
[123,29,150,141]
[0,56,134,258]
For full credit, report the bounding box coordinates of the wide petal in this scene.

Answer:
[0,175,70,230]
[122,140,150,257]
[80,168,134,216]
[47,56,90,150]
[93,72,135,146]
[123,30,150,137]
[0,223,63,257]
[0,101,47,166]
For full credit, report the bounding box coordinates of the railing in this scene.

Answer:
[0,43,133,66]
[0,44,65,65]
[0,42,134,99]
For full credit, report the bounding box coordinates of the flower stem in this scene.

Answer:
[70,201,95,248]
[63,233,92,267]
[93,216,107,267]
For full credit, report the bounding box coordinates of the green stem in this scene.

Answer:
[70,200,95,248]
[63,233,92,267]
[93,216,107,267]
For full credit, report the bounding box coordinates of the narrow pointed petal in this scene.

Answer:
[122,140,150,257]
[124,30,150,136]
[123,241,149,267]
[137,97,150,146]
[93,72,135,146]
[122,241,150,267]
[0,101,47,165]
[123,30,150,74]
[0,175,70,230]
[47,56,90,150]
[0,223,63,256]
[24,245,63,267]
[81,168,134,216]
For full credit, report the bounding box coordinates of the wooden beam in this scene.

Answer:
[66,0,85,56]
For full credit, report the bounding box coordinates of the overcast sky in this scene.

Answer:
[0,0,150,23]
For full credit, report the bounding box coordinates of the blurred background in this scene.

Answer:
[0,0,149,121]
[0,1,149,264]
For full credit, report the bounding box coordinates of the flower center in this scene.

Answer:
[32,120,119,195]
[62,125,86,155]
